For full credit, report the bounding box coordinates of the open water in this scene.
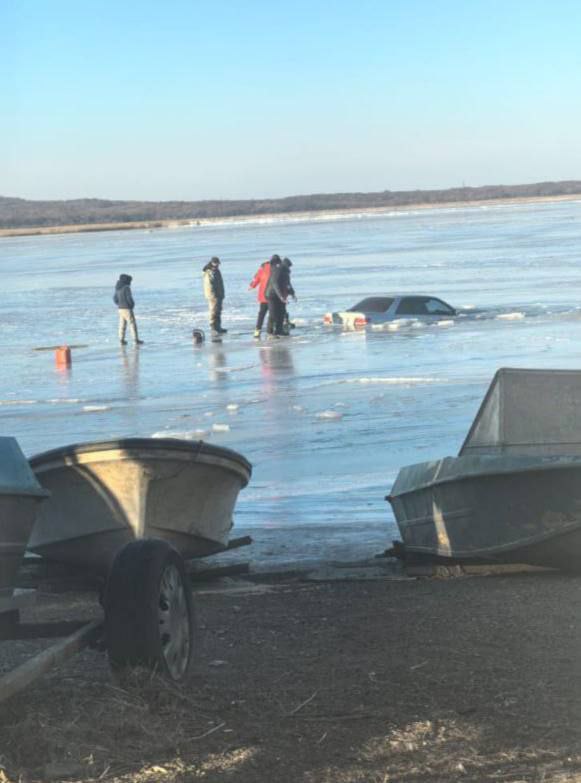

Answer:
[2,199,581,563]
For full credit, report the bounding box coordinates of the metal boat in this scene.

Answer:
[388,368,581,571]
[29,438,252,572]
[0,437,49,609]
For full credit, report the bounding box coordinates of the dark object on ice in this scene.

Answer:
[387,368,581,572]
[192,328,205,345]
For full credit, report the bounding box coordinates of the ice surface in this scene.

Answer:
[3,199,581,558]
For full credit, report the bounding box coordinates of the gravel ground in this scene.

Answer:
[1,568,581,783]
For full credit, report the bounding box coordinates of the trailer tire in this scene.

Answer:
[104,539,195,684]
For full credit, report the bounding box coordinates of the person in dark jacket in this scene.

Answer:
[203,257,227,338]
[281,257,297,335]
[265,256,287,337]
[113,274,143,345]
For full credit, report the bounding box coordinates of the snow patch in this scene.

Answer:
[497,312,525,320]
[151,431,204,441]
[349,376,438,385]
[316,410,343,420]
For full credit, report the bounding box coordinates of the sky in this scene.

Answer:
[3,0,581,201]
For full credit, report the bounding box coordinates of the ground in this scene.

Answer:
[1,568,581,783]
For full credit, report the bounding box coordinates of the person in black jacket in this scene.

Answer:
[281,257,297,334]
[265,256,286,337]
[113,274,143,345]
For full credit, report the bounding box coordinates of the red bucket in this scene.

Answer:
[55,346,72,368]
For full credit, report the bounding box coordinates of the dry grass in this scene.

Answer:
[1,573,581,782]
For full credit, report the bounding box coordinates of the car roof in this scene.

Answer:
[359,294,447,299]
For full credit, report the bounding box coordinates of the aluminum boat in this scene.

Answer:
[388,368,581,571]
[0,437,49,608]
[29,438,252,572]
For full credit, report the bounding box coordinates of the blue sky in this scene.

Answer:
[3,0,581,201]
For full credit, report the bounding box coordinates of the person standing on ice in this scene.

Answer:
[248,254,279,339]
[281,257,297,334]
[203,256,227,339]
[265,255,287,337]
[113,274,144,345]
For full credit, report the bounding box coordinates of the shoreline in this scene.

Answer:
[1,193,580,239]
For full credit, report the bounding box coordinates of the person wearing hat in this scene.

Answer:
[202,256,227,338]
[281,257,297,335]
[113,273,144,345]
[265,255,293,337]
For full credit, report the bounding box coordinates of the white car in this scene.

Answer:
[323,295,456,329]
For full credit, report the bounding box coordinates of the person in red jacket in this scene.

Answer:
[248,254,280,338]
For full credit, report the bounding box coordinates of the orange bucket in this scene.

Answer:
[55,346,72,368]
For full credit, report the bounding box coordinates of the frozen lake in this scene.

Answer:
[2,199,581,563]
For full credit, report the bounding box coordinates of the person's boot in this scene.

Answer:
[253,329,261,339]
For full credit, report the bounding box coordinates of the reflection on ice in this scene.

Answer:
[120,346,140,398]
[259,345,295,373]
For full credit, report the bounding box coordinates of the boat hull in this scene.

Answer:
[0,495,47,598]
[29,439,252,572]
[388,455,581,571]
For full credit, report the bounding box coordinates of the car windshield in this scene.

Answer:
[348,297,394,313]
[396,297,455,316]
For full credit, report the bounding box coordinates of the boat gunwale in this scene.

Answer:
[389,455,581,500]
[29,438,252,486]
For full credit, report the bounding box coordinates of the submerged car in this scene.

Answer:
[323,295,456,328]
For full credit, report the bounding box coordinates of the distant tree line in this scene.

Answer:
[2,180,581,229]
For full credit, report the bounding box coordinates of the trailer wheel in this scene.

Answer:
[104,539,195,683]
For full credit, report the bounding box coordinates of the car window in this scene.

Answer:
[425,298,455,315]
[395,297,429,315]
[348,297,394,313]
[396,297,455,316]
